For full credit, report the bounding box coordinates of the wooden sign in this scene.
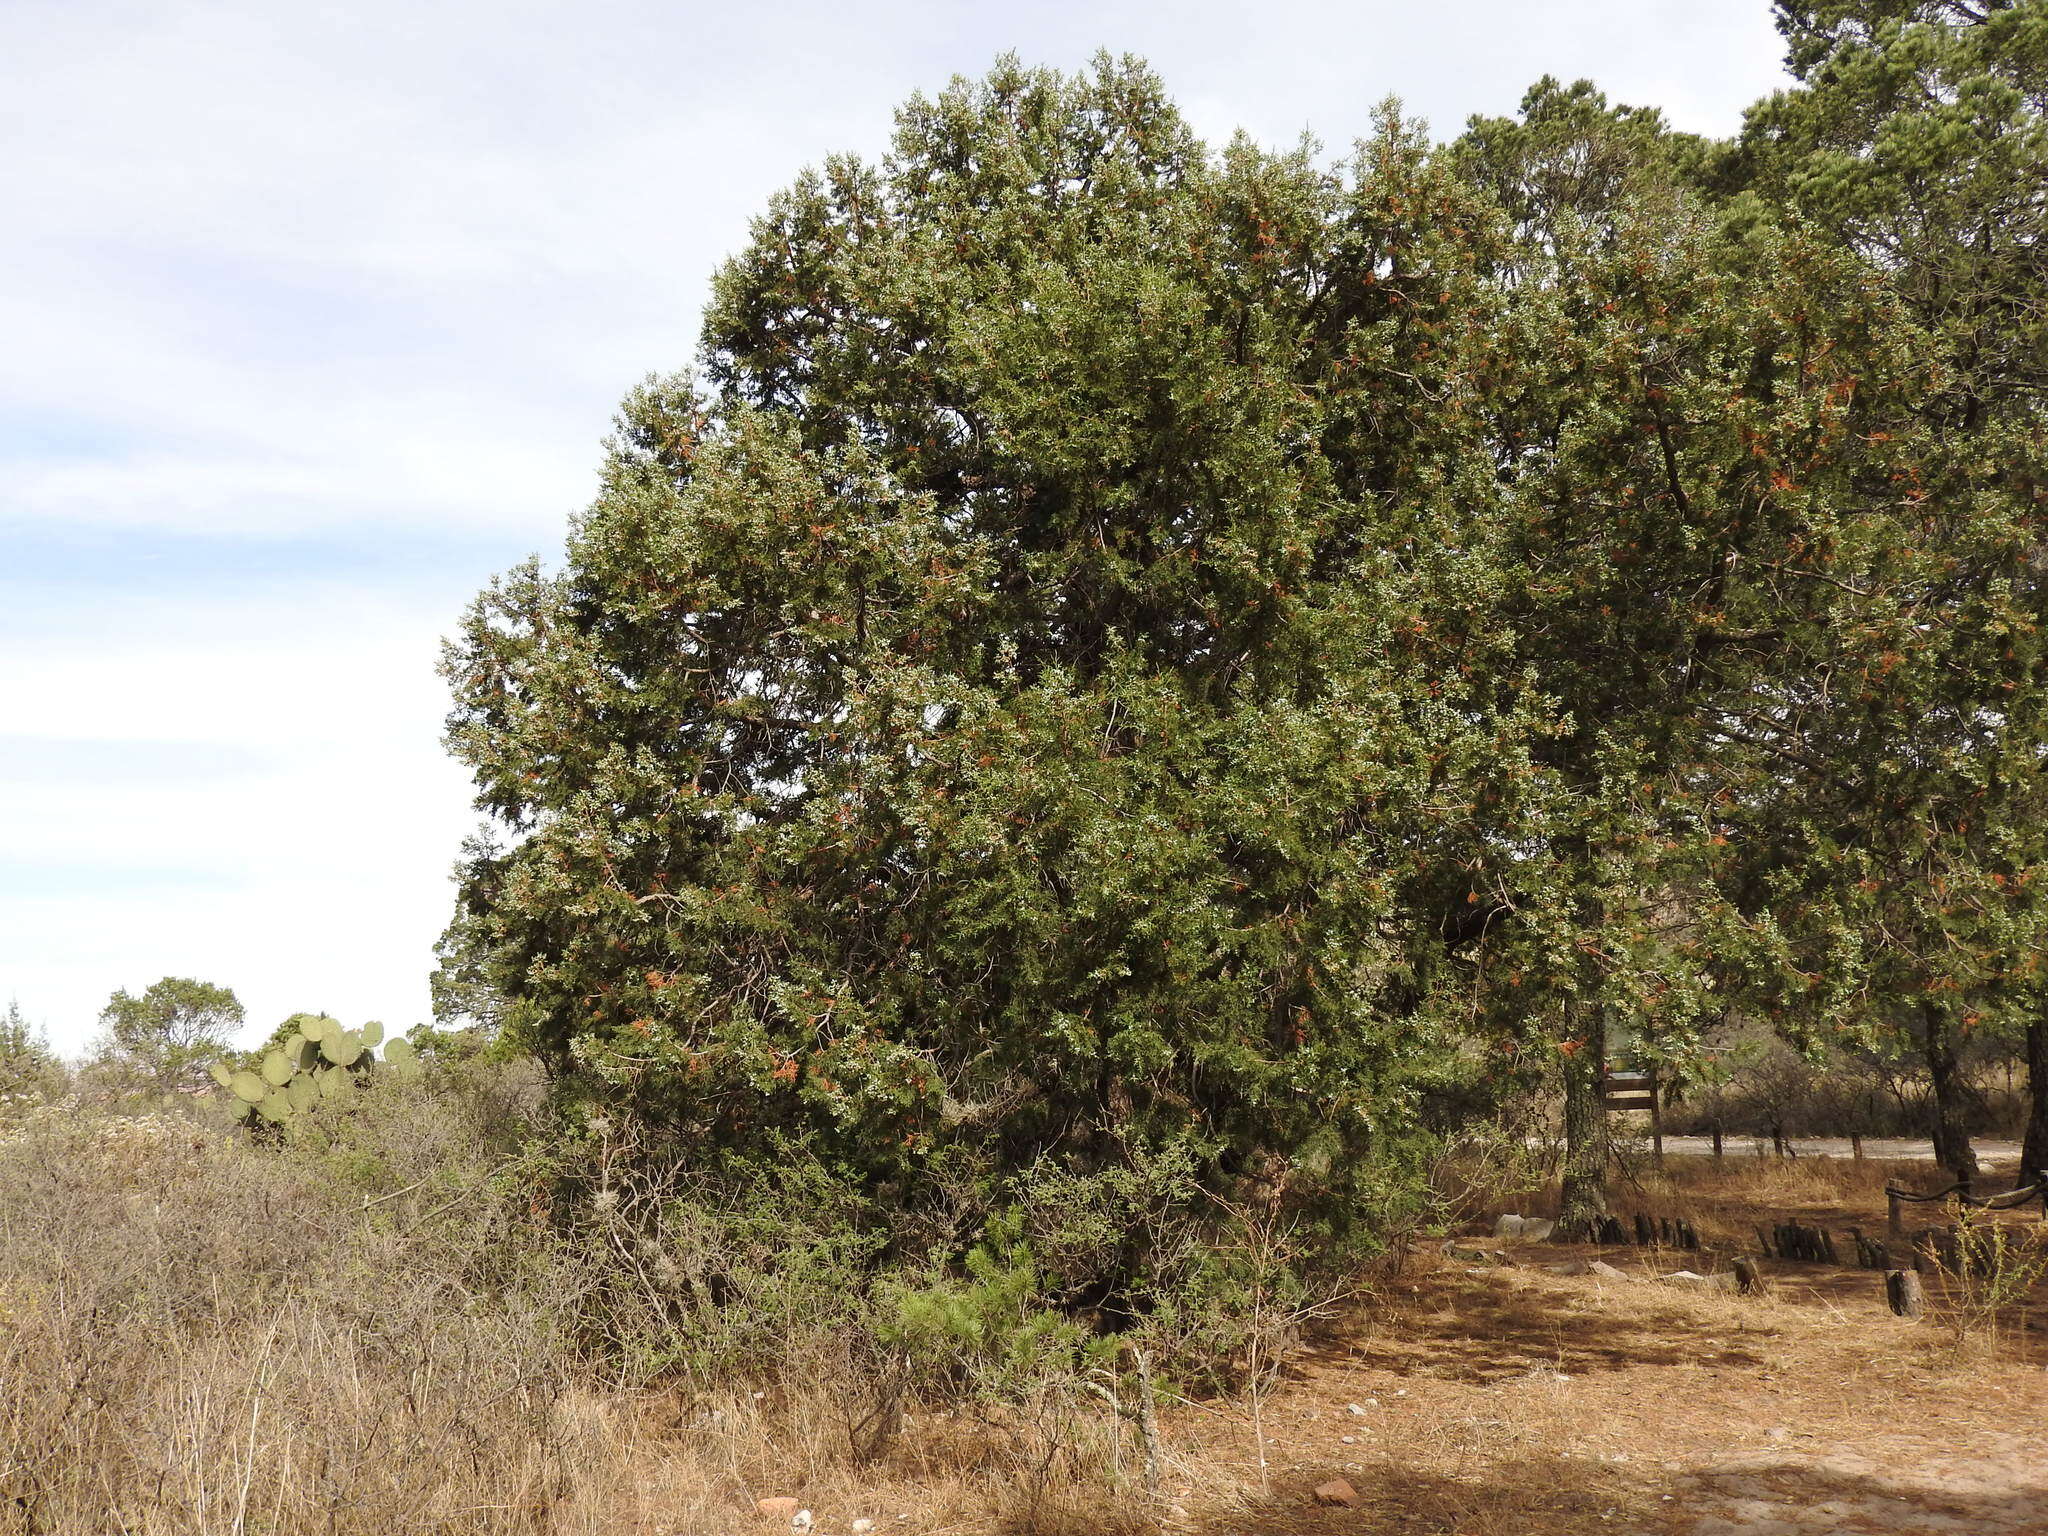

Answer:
[1602,1069,1656,1109]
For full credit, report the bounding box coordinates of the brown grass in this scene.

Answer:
[5,1096,2045,1536]
[0,1096,1140,1536]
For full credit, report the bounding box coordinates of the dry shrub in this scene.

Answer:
[0,1082,1149,1536]
[0,1101,601,1535]
[1425,1119,1553,1233]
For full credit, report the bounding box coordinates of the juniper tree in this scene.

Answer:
[440,61,1547,1267]
[1705,0,2048,1183]
[1446,79,1914,1231]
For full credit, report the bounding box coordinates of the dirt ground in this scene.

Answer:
[628,1155,2048,1536]
[1150,1156,2048,1536]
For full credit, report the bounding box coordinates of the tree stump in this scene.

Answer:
[1886,1268,1924,1319]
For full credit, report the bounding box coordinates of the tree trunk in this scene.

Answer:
[1923,1005,1979,1185]
[1558,1011,1609,1238]
[2021,1007,2048,1192]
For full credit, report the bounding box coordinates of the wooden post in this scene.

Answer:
[1131,1346,1162,1502]
[1733,1256,1763,1295]
[1850,1131,1863,1161]
[1885,1269,1924,1319]
[1887,1188,1903,1238]
[1711,1122,1724,1160]
[1650,1067,1664,1168]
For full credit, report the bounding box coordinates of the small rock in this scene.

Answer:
[1340,1434,1356,1444]
[1346,1401,1369,1415]
[757,1499,800,1521]
[853,1522,875,1533]
[1520,1218,1556,1242]
[1588,1260,1630,1281]
[793,1512,814,1533]
[1494,1213,1526,1238]
[1314,1478,1361,1507]
[1663,1269,1736,1290]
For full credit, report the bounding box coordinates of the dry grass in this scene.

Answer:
[6,1095,2045,1536]
[0,1094,1141,1536]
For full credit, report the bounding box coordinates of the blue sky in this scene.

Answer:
[0,0,1794,1055]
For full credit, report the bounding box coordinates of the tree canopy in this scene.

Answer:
[440,2,2048,1265]
[96,977,244,1094]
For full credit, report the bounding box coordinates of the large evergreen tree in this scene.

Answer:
[1707,0,2048,1183]
[440,61,1546,1260]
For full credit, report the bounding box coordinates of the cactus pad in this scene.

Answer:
[230,1070,267,1104]
[320,1032,364,1068]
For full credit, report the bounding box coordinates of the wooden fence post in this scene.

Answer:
[1887,1188,1903,1238]
[1650,1068,1664,1168]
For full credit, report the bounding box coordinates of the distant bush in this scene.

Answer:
[0,1001,65,1110]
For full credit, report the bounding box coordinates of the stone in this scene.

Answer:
[1313,1478,1361,1507]
[1588,1260,1630,1281]
[852,1523,875,1534]
[1493,1213,1526,1238]
[1520,1218,1556,1242]
[1663,1269,1736,1290]
[757,1499,800,1521]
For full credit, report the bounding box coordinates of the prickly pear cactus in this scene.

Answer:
[211,1014,422,1132]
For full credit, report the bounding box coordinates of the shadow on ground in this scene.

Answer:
[1177,1453,2048,1536]
[1297,1265,1768,1385]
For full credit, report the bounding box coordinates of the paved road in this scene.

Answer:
[1657,1134,2023,1164]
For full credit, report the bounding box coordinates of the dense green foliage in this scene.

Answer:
[94,976,243,1094]
[444,64,1547,1262]
[441,0,2048,1283]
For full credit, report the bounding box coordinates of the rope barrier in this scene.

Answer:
[1884,1179,2045,1211]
